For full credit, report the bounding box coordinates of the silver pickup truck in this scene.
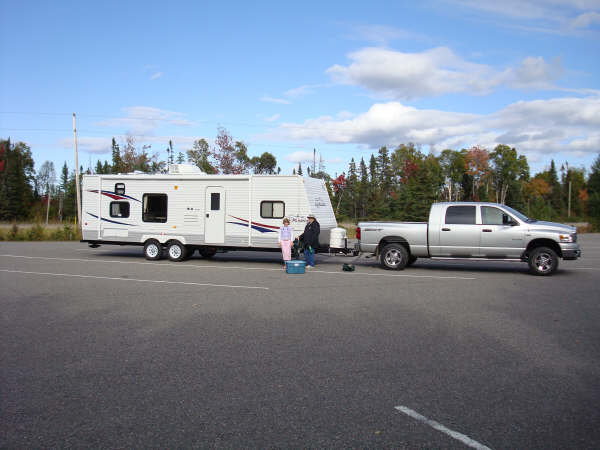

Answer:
[356,202,581,275]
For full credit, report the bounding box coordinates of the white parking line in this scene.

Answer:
[0,254,476,280]
[0,269,269,290]
[395,406,492,450]
[306,268,476,280]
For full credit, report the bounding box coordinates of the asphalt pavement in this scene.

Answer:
[1,236,599,448]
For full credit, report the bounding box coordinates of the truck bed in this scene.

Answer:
[358,221,429,257]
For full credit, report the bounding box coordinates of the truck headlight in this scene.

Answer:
[559,234,574,243]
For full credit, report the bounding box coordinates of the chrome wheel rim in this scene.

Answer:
[169,245,182,259]
[535,252,553,273]
[385,249,402,267]
[146,244,159,258]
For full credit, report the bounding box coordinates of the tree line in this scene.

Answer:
[331,144,600,226]
[1,133,600,228]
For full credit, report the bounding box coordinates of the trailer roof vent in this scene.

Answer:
[168,164,205,175]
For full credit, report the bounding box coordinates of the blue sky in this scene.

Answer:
[1,0,599,178]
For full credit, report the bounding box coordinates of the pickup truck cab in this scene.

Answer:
[356,202,581,275]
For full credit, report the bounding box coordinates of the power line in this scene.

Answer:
[0,110,362,133]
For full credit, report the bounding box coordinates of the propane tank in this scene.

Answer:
[329,227,347,249]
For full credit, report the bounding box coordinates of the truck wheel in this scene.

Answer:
[199,246,217,258]
[144,239,163,261]
[407,255,417,266]
[380,244,408,270]
[528,246,559,276]
[167,240,187,262]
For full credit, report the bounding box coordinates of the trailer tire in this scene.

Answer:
[144,239,163,261]
[167,240,187,262]
[528,246,559,276]
[380,243,408,270]
[199,247,217,258]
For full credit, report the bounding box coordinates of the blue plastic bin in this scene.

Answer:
[286,260,306,274]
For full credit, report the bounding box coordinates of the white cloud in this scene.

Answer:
[286,151,316,163]
[284,84,320,99]
[59,137,112,154]
[264,113,280,122]
[261,84,322,105]
[60,134,202,155]
[509,56,563,89]
[271,96,600,161]
[150,72,163,80]
[570,11,600,28]
[448,0,600,34]
[351,24,426,45]
[326,47,565,100]
[260,95,291,105]
[95,106,192,136]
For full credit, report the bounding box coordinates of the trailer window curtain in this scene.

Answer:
[143,194,168,223]
[110,201,130,218]
[260,201,285,219]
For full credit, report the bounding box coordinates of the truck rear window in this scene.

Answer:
[445,206,476,224]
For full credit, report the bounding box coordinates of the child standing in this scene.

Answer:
[278,218,294,269]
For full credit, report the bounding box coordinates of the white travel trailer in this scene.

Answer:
[81,165,346,261]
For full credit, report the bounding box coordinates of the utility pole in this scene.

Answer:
[73,113,82,226]
[313,148,316,175]
[45,184,51,225]
[568,181,572,218]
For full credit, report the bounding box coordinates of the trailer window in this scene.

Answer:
[115,183,125,195]
[143,194,168,223]
[260,201,285,219]
[211,193,220,210]
[110,201,130,218]
[445,205,476,224]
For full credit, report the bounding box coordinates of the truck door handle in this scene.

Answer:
[441,228,451,231]
[482,229,492,232]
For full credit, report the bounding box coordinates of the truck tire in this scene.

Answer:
[199,246,217,258]
[380,243,408,270]
[144,239,162,261]
[167,240,187,262]
[528,246,559,276]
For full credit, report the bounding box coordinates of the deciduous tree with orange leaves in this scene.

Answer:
[465,146,489,201]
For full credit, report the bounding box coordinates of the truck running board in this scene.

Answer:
[431,257,523,262]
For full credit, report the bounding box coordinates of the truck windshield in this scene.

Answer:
[503,205,535,223]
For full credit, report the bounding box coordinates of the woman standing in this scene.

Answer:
[278,217,294,268]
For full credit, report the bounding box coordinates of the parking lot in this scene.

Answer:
[2,236,600,448]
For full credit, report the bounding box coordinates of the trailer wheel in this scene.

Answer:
[380,243,408,270]
[528,246,559,276]
[144,239,162,261]
[199,246,217,258]
[167,240,187,262]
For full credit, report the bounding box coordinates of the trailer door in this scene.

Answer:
[205,186,225,244]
